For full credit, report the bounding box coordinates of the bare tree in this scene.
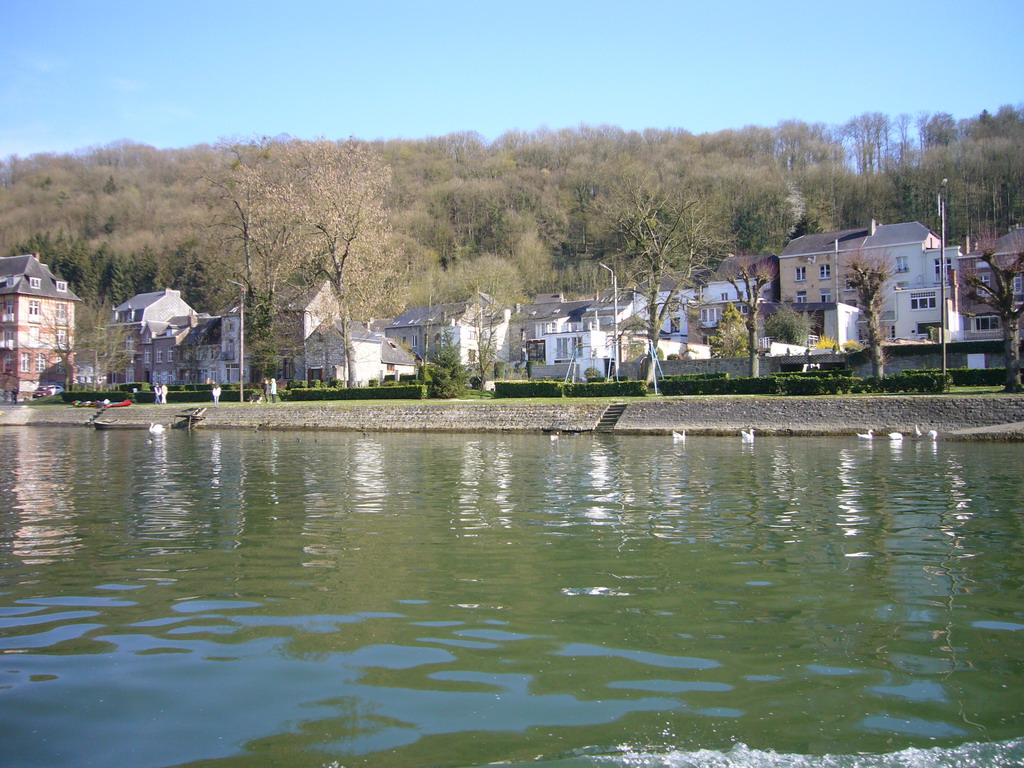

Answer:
[599,170,721,382]
[285,140,404,387]
[847,251,893,377]
[962,235,1024,392]
[202,137,303,379]
[719,254,778,376]
[75,299,135,389]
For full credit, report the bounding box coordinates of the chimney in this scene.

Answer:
[33,252,40,260]
[869,219,877,236]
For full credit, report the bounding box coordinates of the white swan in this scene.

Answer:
[928,429,939,440]
[741,428,755,443]
[888,431,903,441]
[913,425,923,439]
[550,433,559,442]
[857,429,873,440]
[672,430,686,443]
[148,423,165,434]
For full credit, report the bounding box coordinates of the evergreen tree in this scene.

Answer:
[428,331,468,398]
[710,302,749,358]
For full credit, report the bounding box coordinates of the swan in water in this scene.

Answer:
[857,429,874,440]
[928,429,939,440]
[148,423,165,434]
[888,431,903,441]
[672,430,686,443]
[741,428,755,443]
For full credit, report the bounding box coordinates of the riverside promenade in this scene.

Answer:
[3,395,1024,440]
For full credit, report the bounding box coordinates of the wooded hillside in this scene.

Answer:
[2,106,1021,316]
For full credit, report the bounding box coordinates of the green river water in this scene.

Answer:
[0,428,1022,767]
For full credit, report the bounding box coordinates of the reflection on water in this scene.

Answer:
[0,429,1022,768]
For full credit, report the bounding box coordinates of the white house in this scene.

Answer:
[385,293,511,366]
[780,220,962,342]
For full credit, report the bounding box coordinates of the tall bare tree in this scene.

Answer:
[202,137,302,379]
[285,140,404,387]
[962,235,1024,392]
[847,251,893,377]
[719,254,778,376]
[599,170,721,382]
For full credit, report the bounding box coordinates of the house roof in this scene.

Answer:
[0,254,82,301]
[995,227,1024,255]
[519,299,593,323]
[387,300,472,328]
[113,288,182,312]
[781,222,934,257]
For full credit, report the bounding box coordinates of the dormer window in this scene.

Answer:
[30,277,41,289]
[56,281,67,292]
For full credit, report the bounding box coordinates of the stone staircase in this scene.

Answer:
[595,402,628,432]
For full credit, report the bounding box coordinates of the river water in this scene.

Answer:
[0,428,1022,768]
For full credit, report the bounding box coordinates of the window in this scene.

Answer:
[3,330,13,348]
[29,277,41,289]
[669,317,680,334]
[21,352,30,372]
[975,316,1000,331]
[700,307,721,326]
[795,266,806,282]
[1015,276,1024,295]
[144,350,151,364]
[56,329,67,347]
[156,350,163,364]
[168,349,174,363]
[934,257,952,281]
[2,354,10,373]
[820,289,832,303]
[720,292,729,302]
[795,291,807,303]
[819,264,831,279]
[910,292,937,310]
[55,304,67,324]
[36,353,46,373]
[56,281,67,292]
[28,300,41,319]
[895,256,909,273]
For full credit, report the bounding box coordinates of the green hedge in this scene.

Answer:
[284,385,427,401]
[564,380,648,398]
[909,367,1005,387]
[850,371,951,394]
[493,381,564,398]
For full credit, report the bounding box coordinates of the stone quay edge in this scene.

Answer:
[3,396,1024,440]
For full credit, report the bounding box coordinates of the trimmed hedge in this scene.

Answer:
[284,385,427,401]
[909,367,1006,387]
[493,380,648,398]
[564,380,647,398]
[850,371,951,394]
[493,381,564,398]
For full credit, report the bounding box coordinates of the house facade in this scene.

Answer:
[110,289,196,384]
[385,294,511,366]
[957,227,1024,341]
[780,221,962,342]
[0,253,80,400]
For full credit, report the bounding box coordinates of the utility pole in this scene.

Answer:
[227,280,245,403]
[599,263,619,380]
[938,179,948,376]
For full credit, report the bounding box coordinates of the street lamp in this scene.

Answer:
[938,179,948,376]
[227,280,245,403]
[599,263,619,380]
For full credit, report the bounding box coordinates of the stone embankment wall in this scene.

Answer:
[4,396,1023,439]
[614,396,1024,438]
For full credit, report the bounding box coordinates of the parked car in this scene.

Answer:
[33,384,65,398]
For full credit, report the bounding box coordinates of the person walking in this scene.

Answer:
[212,383,221,407]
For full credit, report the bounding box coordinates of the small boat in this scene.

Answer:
[93,419,149,430]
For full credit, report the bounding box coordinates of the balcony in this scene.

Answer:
[1,313,14,323]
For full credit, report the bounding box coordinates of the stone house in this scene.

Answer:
[0,253,81,399]
[385,293,511,366]
[780,221,962,342]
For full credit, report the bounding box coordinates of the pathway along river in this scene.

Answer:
[1,428,1022,768]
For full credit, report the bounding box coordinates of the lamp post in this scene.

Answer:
[227,280,245,403]
[599,263,619,380]
[938,179,948,376]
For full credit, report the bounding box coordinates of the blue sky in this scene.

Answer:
[2,0,1021,158]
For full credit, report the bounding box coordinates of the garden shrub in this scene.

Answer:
[564,381,647,397]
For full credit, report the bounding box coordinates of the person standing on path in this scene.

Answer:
[212,384,221,407]
[269,377,278,403]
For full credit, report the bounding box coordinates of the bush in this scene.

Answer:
[285,385,427,401]
[911,367,1005,387]
[564,380,647,397]
[851,372,950,394]
[583,367,604,382]
[493,381,564,398]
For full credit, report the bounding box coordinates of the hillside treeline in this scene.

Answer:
[1,105,1022,315]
